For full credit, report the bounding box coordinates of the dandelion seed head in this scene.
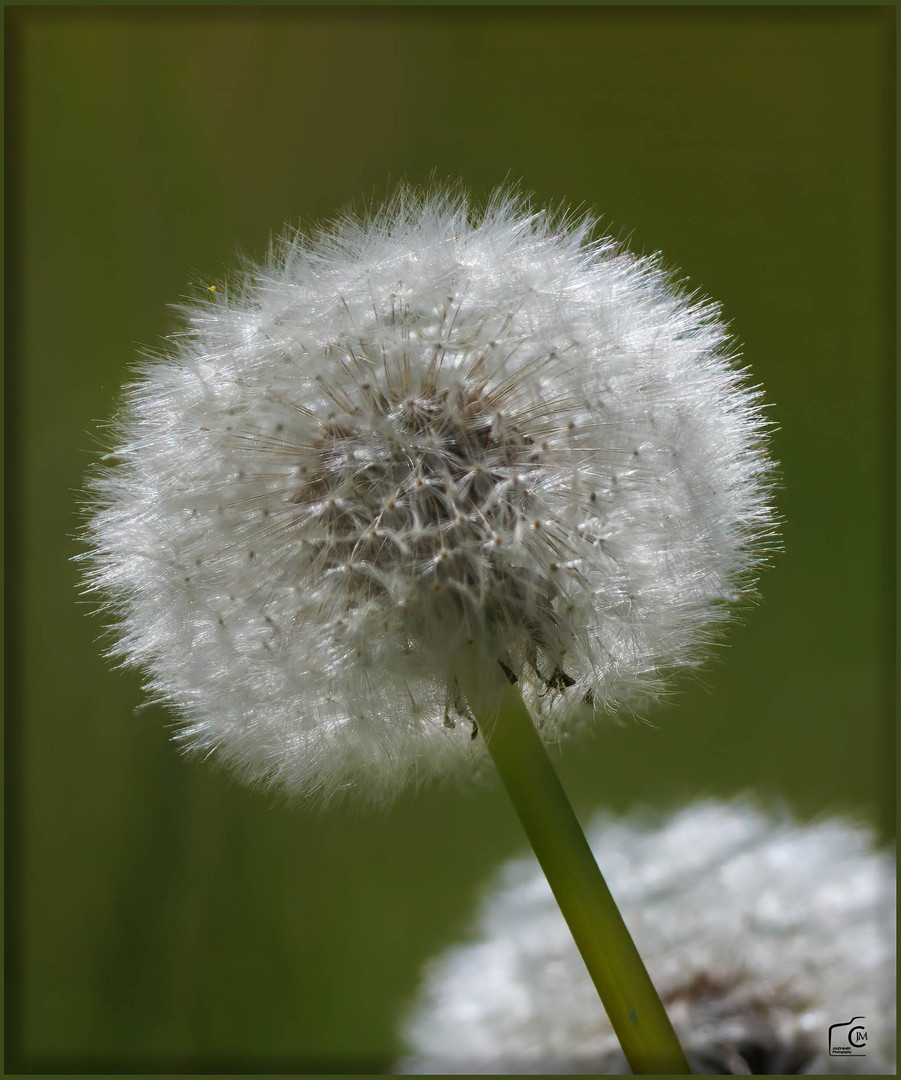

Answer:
[84,188,775,801]
[399,803,895,1074]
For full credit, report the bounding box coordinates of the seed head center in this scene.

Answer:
[295,377,542,603]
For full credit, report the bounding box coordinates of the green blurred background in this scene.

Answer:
[7,6,894,1072]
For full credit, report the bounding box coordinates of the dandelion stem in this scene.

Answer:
[458,662,691,1075]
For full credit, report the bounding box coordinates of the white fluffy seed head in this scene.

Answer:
[399,803,896,1075]
[83,187,775,802]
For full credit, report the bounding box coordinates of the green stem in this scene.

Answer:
[458,663,691,1075]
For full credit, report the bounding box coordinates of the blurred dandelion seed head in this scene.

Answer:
[83,188,775,801]
[400,803,896,1075]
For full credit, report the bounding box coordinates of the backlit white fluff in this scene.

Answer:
[84,189,774,800]
[400,803,896,1074]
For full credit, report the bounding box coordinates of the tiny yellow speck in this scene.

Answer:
[209,285,217,293]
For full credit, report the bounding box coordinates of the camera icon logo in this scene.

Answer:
[828,1016,868,1057]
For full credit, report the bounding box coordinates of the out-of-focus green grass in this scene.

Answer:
[7,7,893,1071]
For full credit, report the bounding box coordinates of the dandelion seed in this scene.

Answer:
[399,803,896,1076]
[83,187,773,802]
